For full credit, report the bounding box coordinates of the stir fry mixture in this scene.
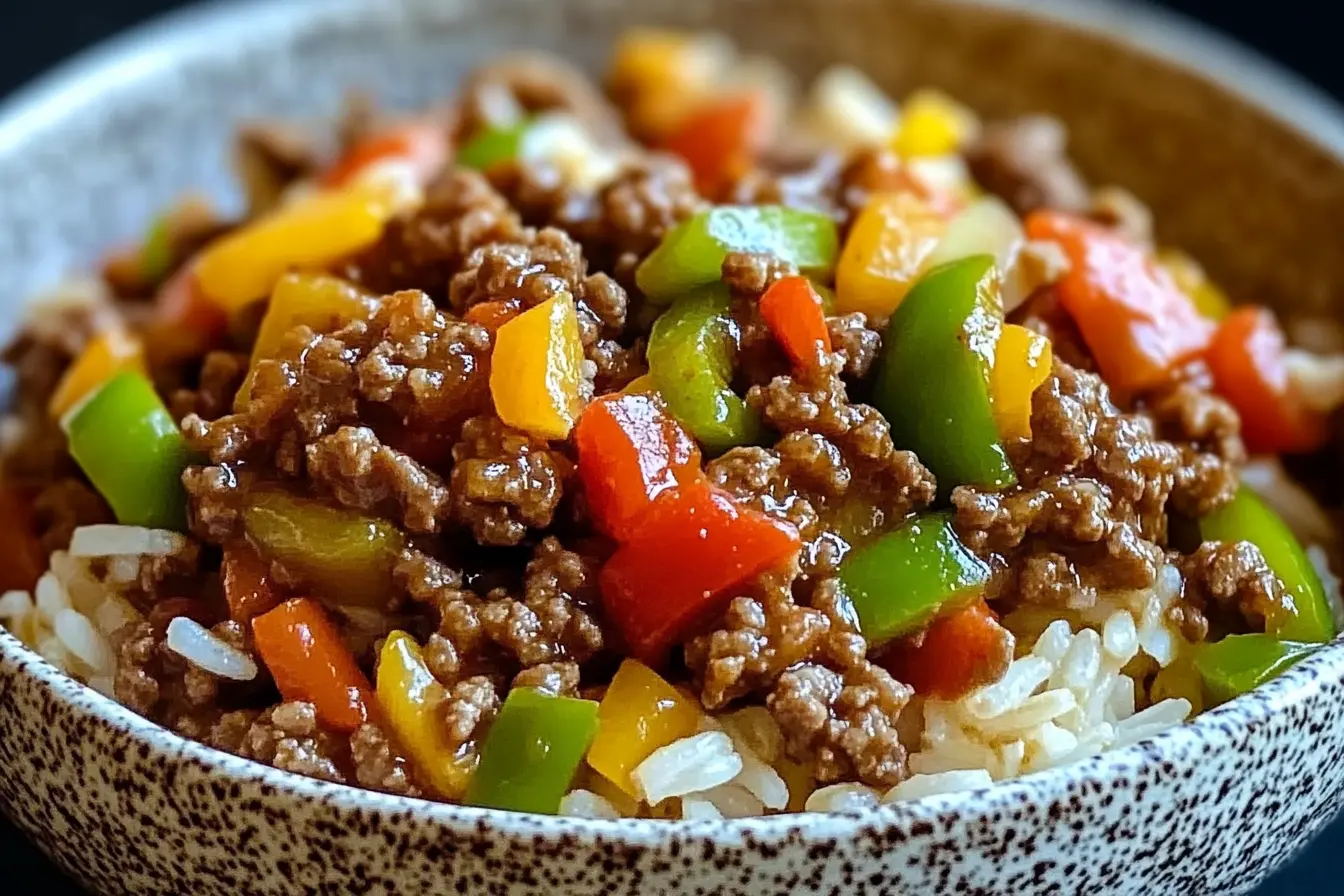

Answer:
[3,30,1344,819]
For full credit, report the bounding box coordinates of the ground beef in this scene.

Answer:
[964,115,1090,216]
[182,464,250,544]
[826,313,882,380]
[1146,381,1244,517]
[437,676,500,782]
[350,722,421,797]
[455,53,623,145]
[1178,540,1294,636]
[170,351,248,422]
[239,701,347,785]
[448,415,572,546]
[305,425,451,533]
[512,661,581,696]
[1011,288,1094,373]
[112,619,252,723]
[31,477,112,554]
[233,121,321,216]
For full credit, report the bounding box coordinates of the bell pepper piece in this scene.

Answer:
[239,273,378,405]
[463,298,523,333]
[838,512,992,647]
[1155,248,1230,321]
[834,191,949,317]
[778,756,815,813]
[241,487,405,608]
[646,285,764,453]
[194,181,402,311]
[489,294,586,440]
[1150,652,1204,715]
[64,371,189,531]
[0,487,44,594]
[320,121,448,189]
[891,88,980,158]
[457,119,534,172]
[587,659,704,797]
[878,599,1014,700]
[759,275,833,371]
[465,687,600,814]
[600,477,801,665]
[1024,210,1214,394]
[1206,306,1327,455]
[989,323,1053,441]
[147,265,229,364]
[139,214,174,286]
[1194,634,1321,706]
[926,196,1023,284]
[874,254,1016,492]
[252,597,373,732]
[663,92,768,196]
[621,374,658,395]
[48,328,147,420]
[221,542,281,623]
[376,631,478,798]
[636,206,839,303]
[574,393,701,540]
[1200,486,1335,643]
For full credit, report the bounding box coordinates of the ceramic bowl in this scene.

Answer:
[3,1,1344,893]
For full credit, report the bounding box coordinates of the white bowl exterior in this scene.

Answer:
[3,1,1344,893]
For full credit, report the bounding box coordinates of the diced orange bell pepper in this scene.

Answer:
[376,631,477,798]
[48,328,147,420]
[1025,210,1214,394]
[464,299,523,333]
[490,294,586,439]
[778,756,815,813]
[891,88,980,158]
[989,323,1053,441]
[320,120,448,190]
[662,92,768,197]
[238,273,378,404]
[835,192,948,316]
[607,28,726,142]
[251,597,374,733]
[759,276,832,371]
[146,265,229,364]
[221,542,281,623]
[600,478,801,665]
[1206,305,1327,455]
[195,180,404,311]
[877,599,1014,701]
[574,393,701,540]
[587,659,704,797]
[0,487,44,594]
[1155,247,1231,322]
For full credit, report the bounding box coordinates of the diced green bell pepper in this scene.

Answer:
[242,487,405,607]
[65,371,189,531]
[456,119,534,171]
[636,206,839,302]
[139,214,174,285]
[1200,486,1336,643]
[874,254,1015,494]
[465,687,600,814]
[647,284,764,453]
[838,511,992,645]
[1194,633,1322,705]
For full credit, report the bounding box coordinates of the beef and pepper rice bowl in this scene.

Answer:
[2,29,1342,821]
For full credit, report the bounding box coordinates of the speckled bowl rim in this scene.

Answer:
[4,0,1344,848]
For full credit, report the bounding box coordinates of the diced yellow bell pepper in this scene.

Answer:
[620,374,658,395]
[579,764,642,817]
[990,324,1053,441]
[376,631,477,799]
[607,29,727,140]
[586,659,703,798]
[194,180,403,312]
[891,88,980,158]
[1150,650,1204,715]
[777,756,814,813]
[237,273,378,405]
[1155,247,1231,321]
[48,328,147,420]
[490,294,585,440]
[834,192,948,316]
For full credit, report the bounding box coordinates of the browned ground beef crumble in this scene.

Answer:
[0,53,1301,801]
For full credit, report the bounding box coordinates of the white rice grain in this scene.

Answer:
[804,783,880,813]
[680,798,724,821]
[996,740,1026,780]
[882,769,993,804]
[1060,628,1102,691]
[164,617,258,682]
[36,635,70,668]
[1116,698,1191,733]
[1106,675,1136,722]
[1032,620,1074,663]
[964,656,1053,719]
[721,706,783,763]
[53,608,112,674]
[631,731,742,806]
[558,789,621,819]
[972,689,1077,736]
[0,589,34,621]
[730,750,789,811]
[689,783,765,819]
[34,572,70,622]
[1024,722,1080,765]
[93,597,137,638]
[68,525,186,558]
[1101,611,1139,665]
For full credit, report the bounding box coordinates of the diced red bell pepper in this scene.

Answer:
[464,299,524,333]
[877,599,1014,701]
[147,264,228,363]
[1025,210,1214,394]
[1206,305,1327,454]
[320,120,449,189]
[575,393,701,540]
[600,478,800,664]
[759,276,832,371]
[222,543,281,623]
[0,487,44,593]
[252,597,374,732]
[662,91,768,198]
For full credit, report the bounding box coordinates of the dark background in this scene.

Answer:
[0,1,1337,892]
